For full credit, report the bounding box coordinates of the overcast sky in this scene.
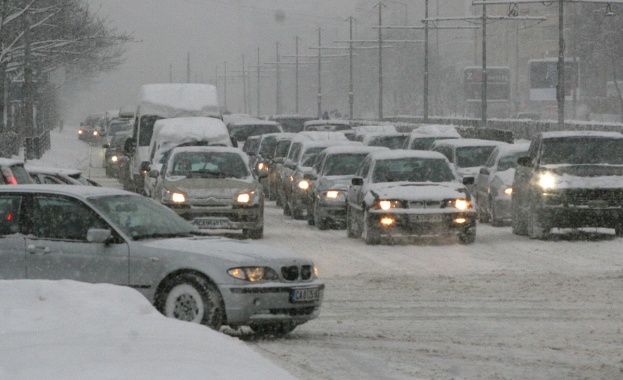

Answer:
[63,0,467,123]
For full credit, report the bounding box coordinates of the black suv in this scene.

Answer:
[0,159,33,185]
[512,131,623,238]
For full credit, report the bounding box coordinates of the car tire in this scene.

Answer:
[363,210,381,245]
[458,230,476,244]
[528,202,549,239]
[511,199,528,236]
[346,206,361,238]
[159,273,224,330]
[249,322,297,336]
[291,206,304,220]
[314,203,328,230]
[243,225,264,239]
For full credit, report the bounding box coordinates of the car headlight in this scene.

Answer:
[111,155,118,163]
[162,189,186,203]
[93,130,99,136]
[228,267,279,282]
[297,179,310,190]
[236,190,260,205]
[320,190,346,201]
[257,162,266,171]
[78,130,84,135]
[371,199,403,210]
[503,187,512,196]
[538,172,558,189]
[448,198,471,210]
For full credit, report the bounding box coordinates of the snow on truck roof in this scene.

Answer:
[368,149,448,161]
[410,124,461,137]
[432,138,507,148]
[137,83,220,118]
[540,131,623,139]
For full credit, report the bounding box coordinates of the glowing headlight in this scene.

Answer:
[539,172,557,189]
[257,162,266,171]
[93,130,99,136]
[298,180,310,190]
[373,200,401,210]
[227,267,279,282]
[163,189,186,203]
[325,190,340,198]
[503,187,512,196]
[78,130,84,135]
[454,199,470,210]
[379,200,393,210]
[111,155,118,163]
[237,193,251,204]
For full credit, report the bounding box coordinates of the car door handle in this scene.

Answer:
[27,244,51,254]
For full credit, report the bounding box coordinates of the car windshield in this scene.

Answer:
[540,137,623,165]
[456,146,497,168]
[259,136,278,156]
[108,121,131,135]
[369,135,407,149]
[169,151,250,178]
[497,152,525,172]
[89,194,195,239]
[372,157,455,183]
[300,147,326,166]
[230,124,281,141]
[322,153,368,176]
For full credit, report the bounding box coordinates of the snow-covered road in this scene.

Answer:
[31,128,623,379]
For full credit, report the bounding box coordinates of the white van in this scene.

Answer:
[143,117,231,197]
[126,83,221,193]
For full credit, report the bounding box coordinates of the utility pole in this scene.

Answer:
[317,28,322,118]
[257,48,261,116]
[23,10,34,136]
[276,42,282,115]
[375,2,385,119]
[295,36,300,114]
[481,2,487,127]
[424,0,429,122]
[187,52,191,83]
[242,55,247,114]
[223,62,227,112]
[348,17,354,119]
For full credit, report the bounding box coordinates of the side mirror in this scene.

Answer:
[148,169,160,178]
[479,167,489,175]
[517,156,532,167]
[139,161,150,173]
[351,177,363,186]
[462,176,475,186]
[86,228,112,244]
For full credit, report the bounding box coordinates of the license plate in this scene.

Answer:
[291,287,320,303]
[193,217,230,228]
[409,214,444,222]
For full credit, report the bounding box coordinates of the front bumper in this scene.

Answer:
[167,204,263,230]
[537,205,623,229]
[221,282,325,326]
[315,200,348,224]
[368,209,477,238]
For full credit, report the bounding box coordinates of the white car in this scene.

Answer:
[0,185,323,335]
[26,165,100,186]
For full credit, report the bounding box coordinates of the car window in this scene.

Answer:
[33,195,108,241]
[323,153,368,176]
[371,157,455,183]
[484,149,498,168]
[540,137,623,165]
[170,151,250,178]
[456,146,497,168]
[433,145,454,162]
[0,195,22,235]
[275,140,291,158]
[357,158,371,179]
[10,165,33,184]
[313,152,326,174]
[497,152,524,172]
[287,142,302,161]
[89,194,194,239]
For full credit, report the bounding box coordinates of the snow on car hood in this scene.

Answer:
[541,164,623,189]
[142,236,312,266]
[164,177,256,199]
[365,181,468,204]
[494,169,515,187]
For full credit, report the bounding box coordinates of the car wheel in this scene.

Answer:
[275,188,283,207]
[458,230,476,244]
[307,201,315,226]
[363,210,381,245]
[249,322,297,336]
[291,206,304,220]
[160,273,224,330]
[346,206,361,238]
[243,225,264,239]
[528,202,549,239]
[314,203,328,230]
[511,199,528,236]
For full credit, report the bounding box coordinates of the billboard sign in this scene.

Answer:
[529,58,579,101]
[464,66,510,102]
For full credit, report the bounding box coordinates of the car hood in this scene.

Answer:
[493,169,515,187]
[141,236,312,267]
[316,175,355,191]
[163,177,257,198]
[456,166,481,178]
[540,164,623,189]
[365,181,469,204]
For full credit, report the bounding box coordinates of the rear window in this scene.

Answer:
[8,165,33,184]
[0,195,22,235]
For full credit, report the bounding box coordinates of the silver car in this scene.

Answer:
[0,185,323,335]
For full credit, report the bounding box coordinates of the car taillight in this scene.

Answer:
[1,168,17,185]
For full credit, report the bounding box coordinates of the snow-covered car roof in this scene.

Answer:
[410,124,461,137]
[25,165,82,176]
[295,131,349,141]
[320,145,389,156]
[228,119,281,127]
[304,119,351,127]
[432,138,507,148]
[0,158,24,166]
[137,83,220,118]
[493,142,531,157]
[539,131,623,139]
[168,145,244,156]
[367,149,449,161]
[354,124,397,134]
[0,184,128,198]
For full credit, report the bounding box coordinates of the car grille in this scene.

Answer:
[408,200,443,209]
[281,265,313,281]
[558,188,623,207]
